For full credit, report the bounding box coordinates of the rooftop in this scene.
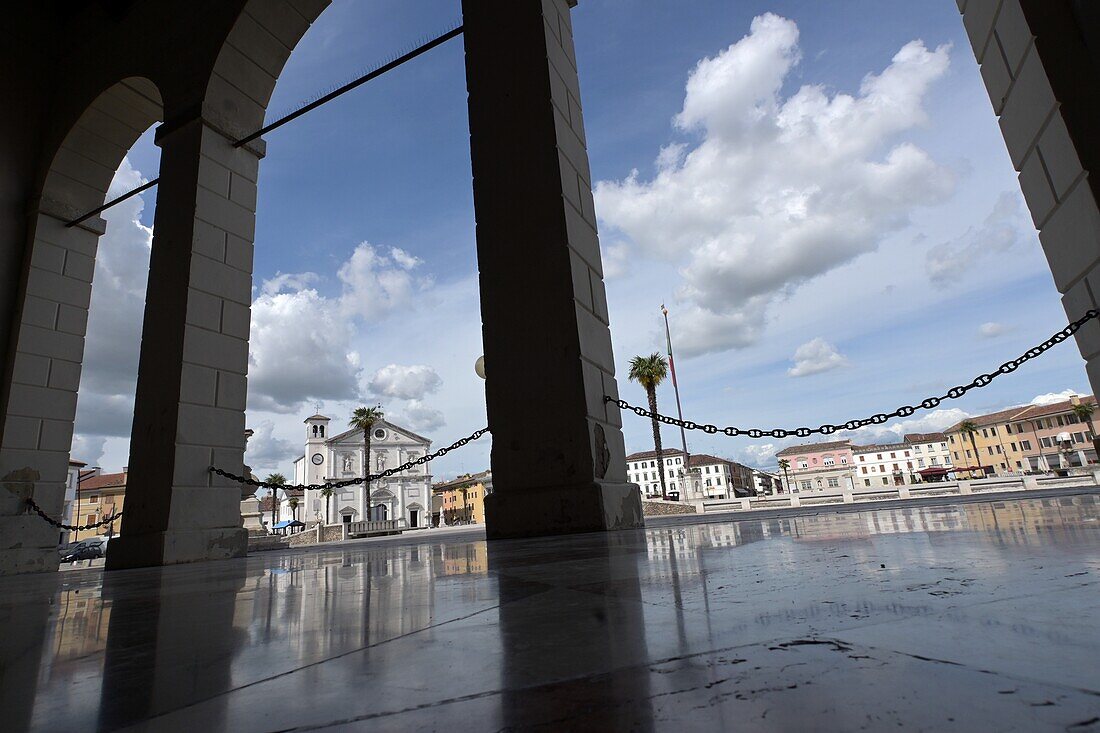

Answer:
[626,448,687,461]
[776,440,852,457]
[79,471,126,491]
[943,394,1098,433]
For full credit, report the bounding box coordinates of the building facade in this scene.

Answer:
[776,441,856,492]
[71,469,126,542]
[903,433,954,481]
[61,460,86,546]
[852,443,916,488]
[945,395,1098,475]
[626,449,687,499]
[433,470,493,525]
[292,413,433,529]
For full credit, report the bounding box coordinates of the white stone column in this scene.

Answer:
[959,1,1100,395]
[0,206,102,573]
[462,0,642,539]
[106,113,258,569]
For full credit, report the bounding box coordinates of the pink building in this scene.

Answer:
[776,440,855,492]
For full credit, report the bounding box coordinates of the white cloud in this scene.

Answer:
[393,399,446,433]
[926,191,1030,286]
[245,419,299,474]
[338,241,432,320]
[595,14,953,357]
[1030,390,1081,406]
[74,157,152,447]
[389,247,422,270]
[248,287,361,414]
[787,337,848,377]
[979,322,1007,338]
[261,271,321,296]
[70,435,107,467]
[366,364,442,401]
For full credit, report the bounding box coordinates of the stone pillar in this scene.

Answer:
[462,0,642,539]
[959,1,1100,392]
[0,207,102,574]
[106,114,258,569]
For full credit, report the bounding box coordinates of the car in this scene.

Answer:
[59,536,111,563]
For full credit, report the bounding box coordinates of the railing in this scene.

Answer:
[347,518,406,536]
[698,471,1100,514]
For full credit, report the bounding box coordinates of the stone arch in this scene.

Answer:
[0,78,163,573]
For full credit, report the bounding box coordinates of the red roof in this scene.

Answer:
[80,471,126,491]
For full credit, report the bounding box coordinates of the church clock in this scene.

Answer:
[311,453,324,465]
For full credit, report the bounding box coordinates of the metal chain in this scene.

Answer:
[608,310,1100,440]
[211,427,490,491]
[26,497,121,531]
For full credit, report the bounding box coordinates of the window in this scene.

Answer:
[859,455,865,462]
[966,450,972,458]
[676,458,681,464]
[890,452,896,459]
[1021,440,1032,451]
[861,466,868,474]
[991,426,997,436]
[981,429,988,438]
[827,477,839,488]
[953,451,960,460]
[892,463,899,471]
[1068,414,1079,424]
[840,456,847,464]
[1005,424,1013,434]
[917,458,925,468]
[930,457,938,465]
[914,445,922,453]
[987,447,993,456]
[941,443,947,449]
[801,480,811,491]
[667,458,672,465]
[882,478,889,485]
[716,477,722,485]
[1041,437,1053,448]
[88,495,99,504]
[1016,461,1023,469]
[1057,416,1065,426]
[705,479,711,487]
[1010,442,1017,451]
[877,454,883,460]
[705,466,711,474]
[823,456,835,466]
[949,436,956,444]
[864,479,871,487]
[1074,432,1086,443]
[995,445,1002,454]
[798,460,808,469]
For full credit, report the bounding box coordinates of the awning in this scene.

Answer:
[272,520,305,529]
[917,467,951,476]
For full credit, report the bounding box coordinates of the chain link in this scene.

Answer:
[211,427,490,490]
[609,310,1100,439]
[26,497,121,531]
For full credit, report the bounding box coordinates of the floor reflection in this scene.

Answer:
[2,493,1096,731]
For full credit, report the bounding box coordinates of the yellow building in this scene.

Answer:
[944,394,1098,476]
[72,469,126,542]
[433,470,492,526]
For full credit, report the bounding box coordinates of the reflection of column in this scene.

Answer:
[490,531,654,731]
[1,592,52,729]
[97,562,246,729]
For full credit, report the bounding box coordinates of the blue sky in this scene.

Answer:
[77,0,1090,479]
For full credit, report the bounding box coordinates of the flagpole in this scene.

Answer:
[661,305,690,462]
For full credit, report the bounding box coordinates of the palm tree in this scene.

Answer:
[960,420,981,479]
[1072,401,1097,454]
[350,405,385,519]
[264,473,286,529]
[628,353,669,500]
[288,496,299,521]
[778,458,791,495]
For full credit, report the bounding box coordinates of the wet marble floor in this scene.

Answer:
[3,492,1099,732]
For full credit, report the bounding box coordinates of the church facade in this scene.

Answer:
[292,413,433,529]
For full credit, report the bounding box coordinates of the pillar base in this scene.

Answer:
[0,547,59,575]
[105,527,247,571]
[485,482,644,540]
